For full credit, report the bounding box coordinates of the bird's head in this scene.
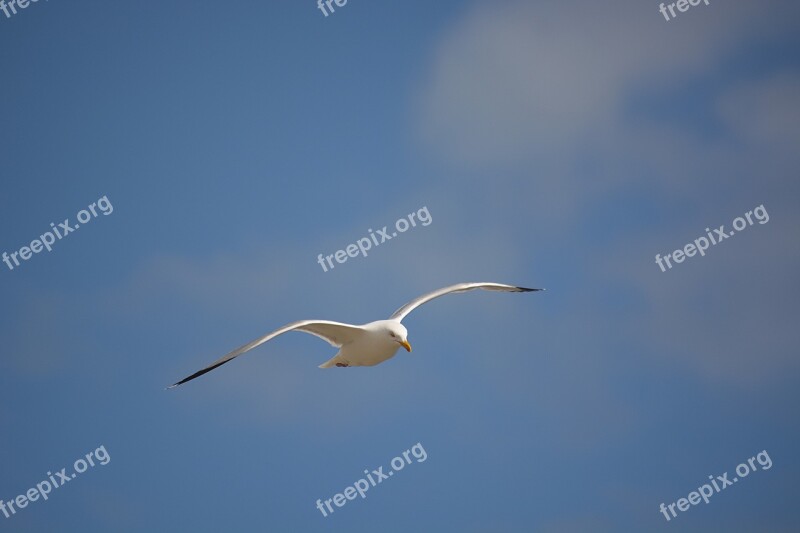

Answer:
[386,322,411,352]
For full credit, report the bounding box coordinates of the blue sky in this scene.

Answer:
[1,0,799,531]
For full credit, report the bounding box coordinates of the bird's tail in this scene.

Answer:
[319,352,345,368]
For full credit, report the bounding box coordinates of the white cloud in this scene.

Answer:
[414,0,800,387]
[598,206,800,386]
[717,70,800,156]
[417,0,798,164]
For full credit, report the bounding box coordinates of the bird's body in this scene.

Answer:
[318,320,409,368]
[169,282,542,388]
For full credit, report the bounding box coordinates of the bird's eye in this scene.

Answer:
[390,332,396,338]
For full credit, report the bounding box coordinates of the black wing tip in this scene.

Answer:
[166,358,234,390]
[166,371,205,390]
[166,378,188,390]
[516,286,545,292]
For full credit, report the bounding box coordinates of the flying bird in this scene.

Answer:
[169,282,543,388]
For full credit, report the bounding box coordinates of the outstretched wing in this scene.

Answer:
[168,320,364,388]
[389,282,542,322]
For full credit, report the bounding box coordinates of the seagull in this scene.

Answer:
[168,282,543,388]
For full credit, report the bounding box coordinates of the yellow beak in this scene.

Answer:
[400,340,412,352]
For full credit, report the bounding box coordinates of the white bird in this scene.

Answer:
[169,282,542,388]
